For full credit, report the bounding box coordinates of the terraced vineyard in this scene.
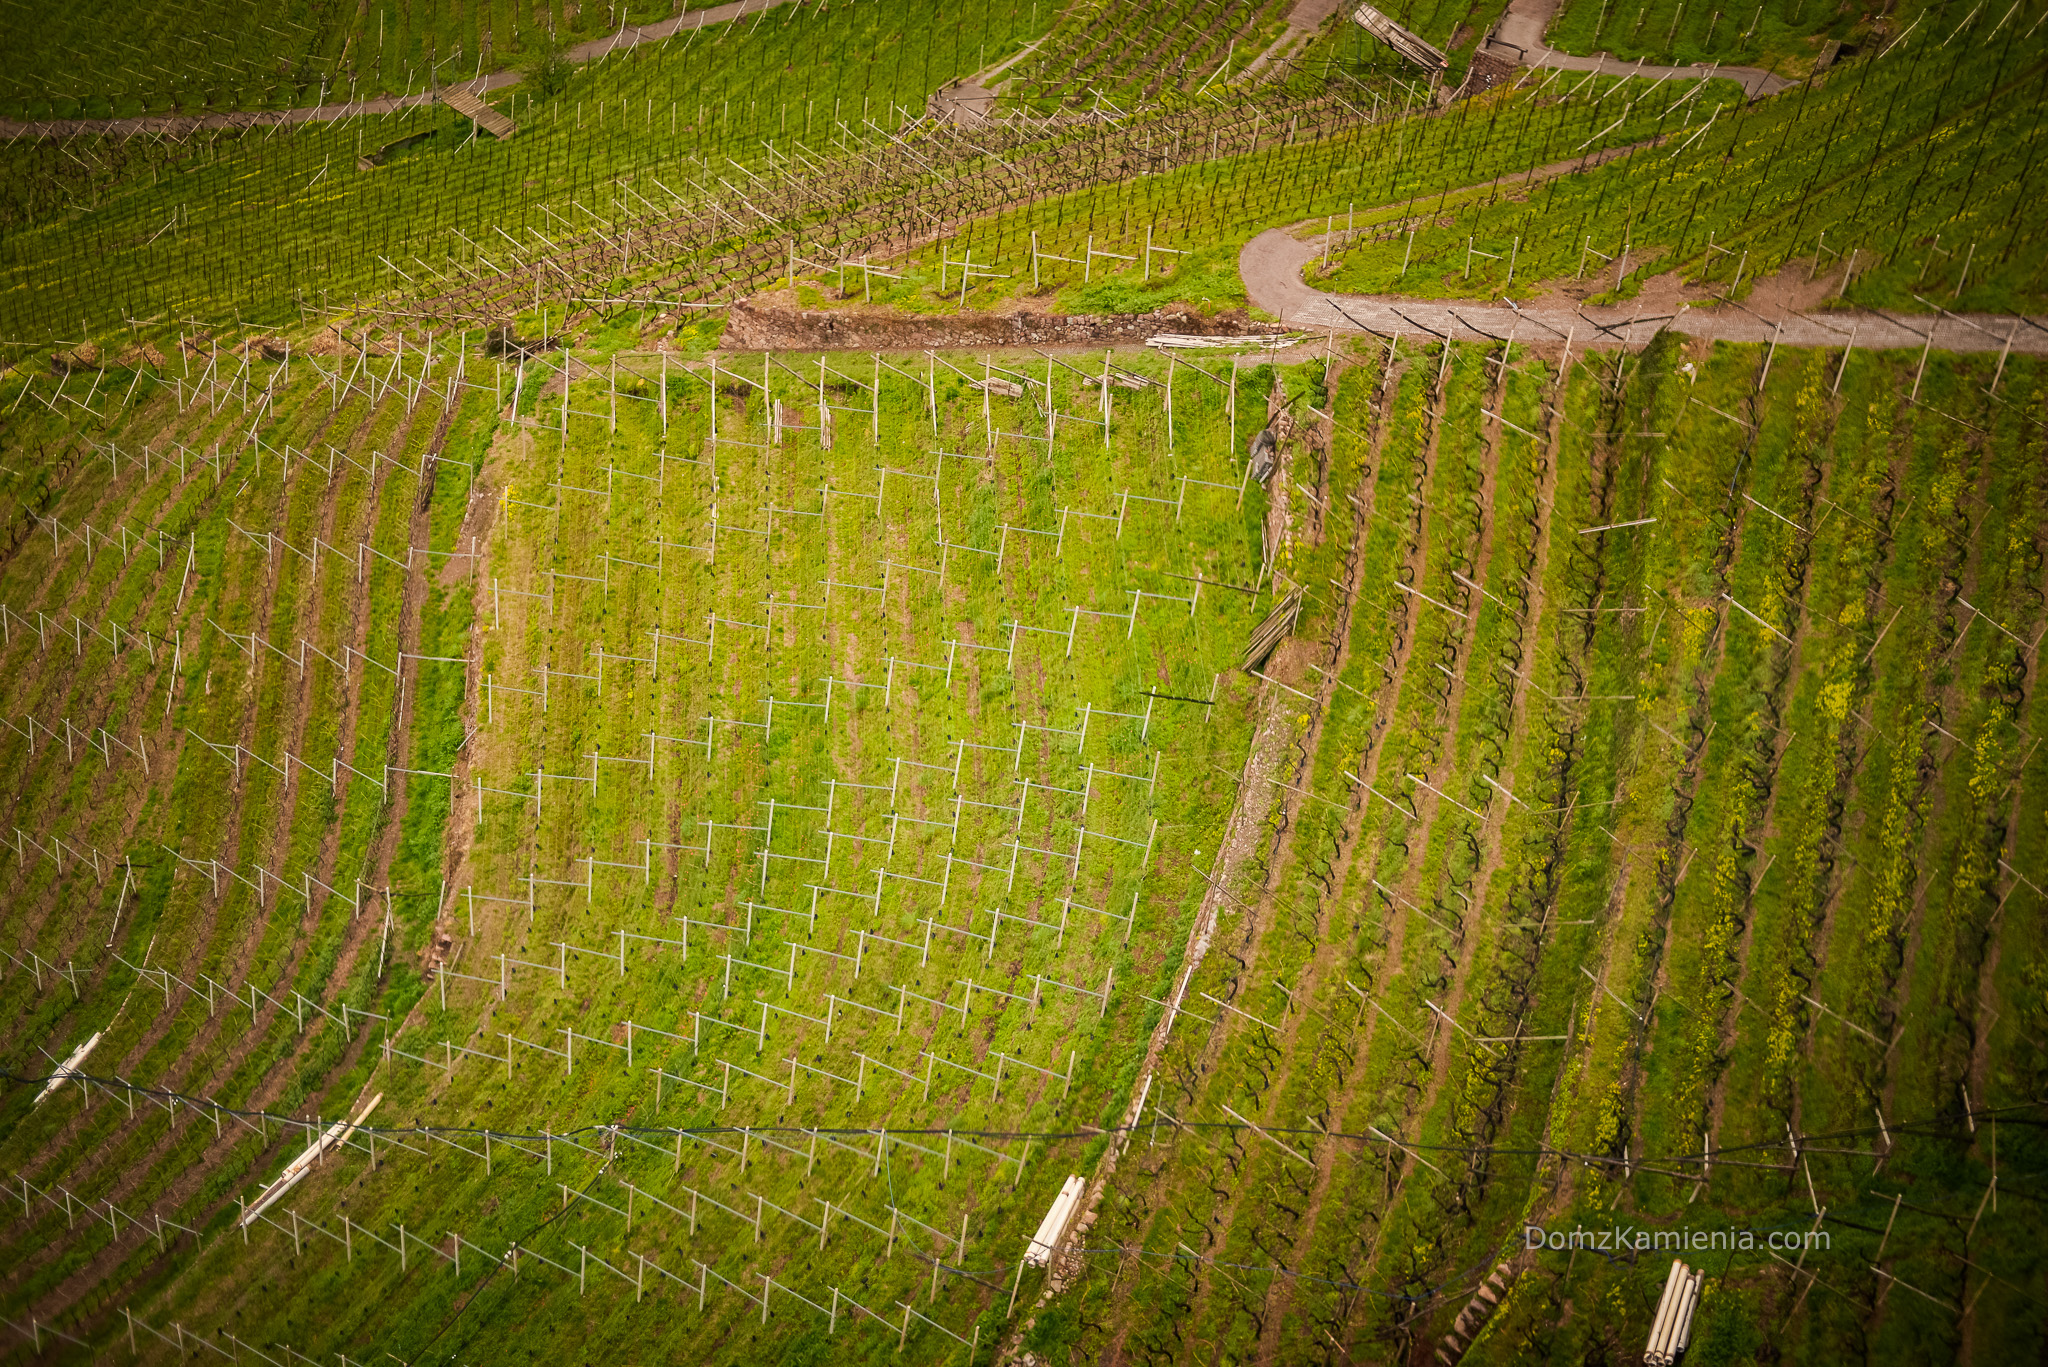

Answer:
[0,336,1281,1360]
[1033,331,2048,1364]
[1003,0,1303,106]
[6,308,2045,1364]
[1,0,736,120]
[4,0,2048,1363]
[1541,0,1937,73]
[1319,10,2048,315]
[1002,0,1515,105]
[0,0,1045,341]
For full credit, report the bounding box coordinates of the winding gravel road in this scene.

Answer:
[0,0,795,139]
[1481,0,1795,99]
[1239,222,2048,354]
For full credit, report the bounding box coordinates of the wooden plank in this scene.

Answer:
[1351,3,1449,71]
[440,89,516,139]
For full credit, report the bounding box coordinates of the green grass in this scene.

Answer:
[1027,333,2048,1362]
[0,337,1287,1360]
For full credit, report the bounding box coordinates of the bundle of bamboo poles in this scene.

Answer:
[1242,589,1302,671]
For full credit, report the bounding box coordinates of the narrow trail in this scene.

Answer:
[1482,0,1795,98]
[1240,221,2048,353]
[931,38,1046,125]
[0,0,794,140]
[0,0,1790,143]
[1240,0,1348,82]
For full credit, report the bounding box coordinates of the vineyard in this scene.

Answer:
[1317,10,2048,315]
[1539,0,1947,73]
[0,0,731,120]
[1030,328,2048,1366]
[2,0,2047,1364]
[0,319,1287,1359]
[0,62,1689,347]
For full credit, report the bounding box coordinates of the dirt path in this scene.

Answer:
[1240,221,2048,354]
[931,39,1047,125]
[1481,0,1794,98]
[0,0,795,140]
[0,0,1788,144]
[1240,0,1349,82]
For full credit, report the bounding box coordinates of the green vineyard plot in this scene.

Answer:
[3,1,2048,1362]
[1044,334,2048,1363]
[0,0,857,120]
[1318,15,2048,313]
[6,313,2046,1365]
[0,340,1293,1360]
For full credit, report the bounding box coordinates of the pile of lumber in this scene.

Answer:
[1243,589,1304,671]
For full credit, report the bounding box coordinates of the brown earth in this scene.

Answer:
[720,301,1291,352]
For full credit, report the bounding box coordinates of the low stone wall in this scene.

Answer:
[1459,50,1520,98]
[720,302,1289,351]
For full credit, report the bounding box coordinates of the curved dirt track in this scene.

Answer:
[1239,222,2048,353]
[0,0,794,139]
[2,0,1789,142]
[1482,0,1794,98]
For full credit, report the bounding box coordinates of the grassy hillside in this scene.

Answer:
[5,313,2044,1367]
[1318,12,2048,314]
[2,3,2047,1364]
[1036,333,2048,1365]
[0,336,1278,1360]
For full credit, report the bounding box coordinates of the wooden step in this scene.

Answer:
[1433,1261,1522,1366]
[439,88,515,139]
